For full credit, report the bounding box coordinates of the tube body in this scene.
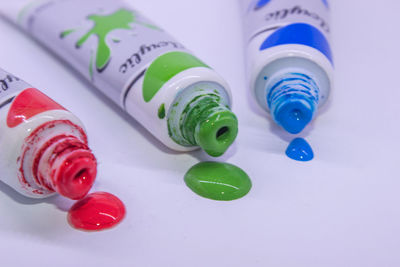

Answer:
[241,0,333,134]
[0,68,96,199]
[0,0,237,153]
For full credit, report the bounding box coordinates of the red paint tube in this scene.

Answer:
[0,68,97,200]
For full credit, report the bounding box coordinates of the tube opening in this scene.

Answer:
[56,154,97,200]
[216,126,229,141]
[290,109,302,121]
[73,168,89,182]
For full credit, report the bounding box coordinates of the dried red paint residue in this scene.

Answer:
[18,120,88,196]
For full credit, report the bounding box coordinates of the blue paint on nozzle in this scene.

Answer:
[273,97,314,134]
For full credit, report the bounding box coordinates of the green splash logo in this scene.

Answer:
[61,8,158,79]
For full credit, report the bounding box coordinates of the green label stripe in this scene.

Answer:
[142,51,209,102]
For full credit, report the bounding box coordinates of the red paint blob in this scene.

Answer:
[68,192,126,231]
[7,88,66,128]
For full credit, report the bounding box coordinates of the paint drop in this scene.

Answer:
[158,103,166,119]
[68,192,125,231]
[7,88,66,128]
[286,138,314,161]
[184,162,251,201]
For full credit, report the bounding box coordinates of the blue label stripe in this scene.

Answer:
[259,23,333,64]
[254,0,271,10]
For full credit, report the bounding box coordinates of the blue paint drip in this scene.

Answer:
[286,138,314,161]
[260,23,333,64]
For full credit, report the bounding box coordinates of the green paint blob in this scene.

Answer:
[181,94,238,157]
[64,8,157,73]
[184,162,252,201]
[143,51,209,102]
[158,103,166,119]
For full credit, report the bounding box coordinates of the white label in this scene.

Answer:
[0,69,29,107]
[18,0,188,106]
[241,0,330,42]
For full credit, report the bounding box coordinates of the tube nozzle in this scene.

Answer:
[36,136,97,200]
[195,110,238,157]
[180,93,238,157]
[273,97,313,134]
[267,72,319,134]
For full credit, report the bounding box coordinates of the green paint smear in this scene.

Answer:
[143,51,209,103]
[60,29,77,38]
[89,50,94,80]
[184,162,252,201]
[158,103,166,119]
[66,8,157,73]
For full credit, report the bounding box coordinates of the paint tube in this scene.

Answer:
[0,0,238,157]
[240,0,333,134]
[0,68,97,199]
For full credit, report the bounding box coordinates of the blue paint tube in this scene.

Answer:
[240,0,333,134]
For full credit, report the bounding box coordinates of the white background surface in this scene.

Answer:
[0,0,400,266]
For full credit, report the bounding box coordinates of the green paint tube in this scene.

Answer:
[0,0,238,157]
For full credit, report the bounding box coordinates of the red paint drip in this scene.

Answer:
[68,192,126,231]
[7,88,66,128]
